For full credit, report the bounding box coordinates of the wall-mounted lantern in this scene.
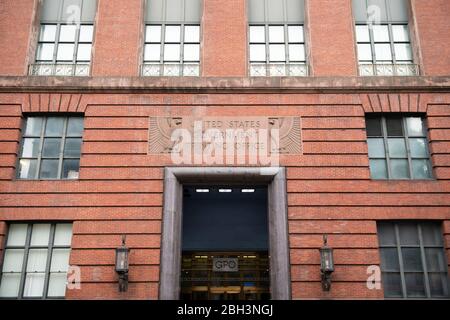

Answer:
[319,234,334,291]
[115,235,130,292]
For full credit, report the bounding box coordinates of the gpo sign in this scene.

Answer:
[212,258,239,272]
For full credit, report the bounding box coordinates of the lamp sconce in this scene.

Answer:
[115,235,130,292]
[319,234,334,291]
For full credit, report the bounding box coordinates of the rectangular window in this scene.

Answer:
[0,223,73,299]
[248,0,307,77]
[377,221,449,298]
[352,0,418,76]
[142,0,202,77]
[17,116,84,180]
[30,0,97,76]
[366,115,432,180]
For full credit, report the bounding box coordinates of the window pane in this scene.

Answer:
[145,44,161,61]
[51,249,71,272]
[77,44,92,61]
[25,117,44,136]
[369,159,387,179]
[64,138,82,157]
[23,273,45,297]
[26,249,48,272]
[425,248,447,272]
[6,224,28,246]
[62,159,80,179]
[373,25,389,42]
[375,43,392,61]
[249,26,265,43]
[382,273,403,297]
[380,248,400,271]
[146,25,161,42]
[269,44,285,61]
[37,43,55,61]
[390,159,409,179]
[355,25,370,42]
[164,44,180,61]
[368,138,385,157]
[378,223,396,245]
[405,273,426,297]
[357,43,372,61]
[79,25,94,42]
[57,43,75,61]
[386,118,403,136]
[184,25,200,42]
[0,274,21,298]
[42,138,62,158]
[250,44,266,62]
[39,24,57,42]
[184,44,200,61]
[366,117,382,136]
[31,224,51,246]
[54,224,73,246]
[18,159,38,179]
[288,25,303,43]
[45,118,65,137]
[409,138,428,158]
[22,138,41,157]
[428,273,449,297]
[422,224,443,246]
[394,43,412,61]
[165,25,180,42]
[269,26,284,42]
[40,159,59,179]
[47,273,68,297]
[67,118,84,136]
[392,25,410,42]
[388,138,407,158]
[288,44,305,62]
[412,159,432,179]
[59,25,77,42]
[406,117,425,136]
[399,223,419,245]
[2,249,25,272]
[402,248,423,272]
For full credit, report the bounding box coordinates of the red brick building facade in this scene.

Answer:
[0,0,449,300]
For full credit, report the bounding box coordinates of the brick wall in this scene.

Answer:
[0,0,37,76]
[411,0,450,76]
[0,91,449,299]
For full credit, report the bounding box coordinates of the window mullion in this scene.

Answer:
[73,24,82,67]
[395,224,407,298]
[42,224,56,299]
[18,224,32,299]
[402,117,414,179]
[265,24,269,75]
[418,224,431,298]
[381,117,392,179]
[35,117,47,180]
[53,24,61,64]
[160,24,166,66]
[284,24,289,73]
[57,117,68,179]
[368,25,376,65]
[180,24,185,75]
[388,24,397,72]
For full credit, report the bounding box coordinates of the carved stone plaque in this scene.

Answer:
[148,116,302,155]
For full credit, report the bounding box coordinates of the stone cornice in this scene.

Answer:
[0,76,450,93]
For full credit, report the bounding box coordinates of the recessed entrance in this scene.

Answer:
[159,167,291,300]
[180,186,270,300]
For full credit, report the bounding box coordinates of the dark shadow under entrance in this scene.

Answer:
[180,186,270,300]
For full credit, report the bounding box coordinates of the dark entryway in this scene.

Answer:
[180,186,270,300]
